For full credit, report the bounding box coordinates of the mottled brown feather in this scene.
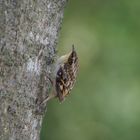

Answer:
[55,45,79,102]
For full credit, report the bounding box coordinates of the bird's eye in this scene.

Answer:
[58,71,61,75]
[57,68,63,76]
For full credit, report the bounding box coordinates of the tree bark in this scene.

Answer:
[0,0,67,140]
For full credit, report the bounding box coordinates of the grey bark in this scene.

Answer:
[0,0,67,140]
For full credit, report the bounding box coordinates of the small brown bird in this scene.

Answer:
[44,45,79,103]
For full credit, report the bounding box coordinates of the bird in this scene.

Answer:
[43,45,79,103]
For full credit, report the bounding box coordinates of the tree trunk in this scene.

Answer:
[0,0,67,140]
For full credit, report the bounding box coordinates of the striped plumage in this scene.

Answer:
[55,45,79,102]
[40,45,79,104]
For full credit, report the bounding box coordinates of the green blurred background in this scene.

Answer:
[41,0,140,140]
